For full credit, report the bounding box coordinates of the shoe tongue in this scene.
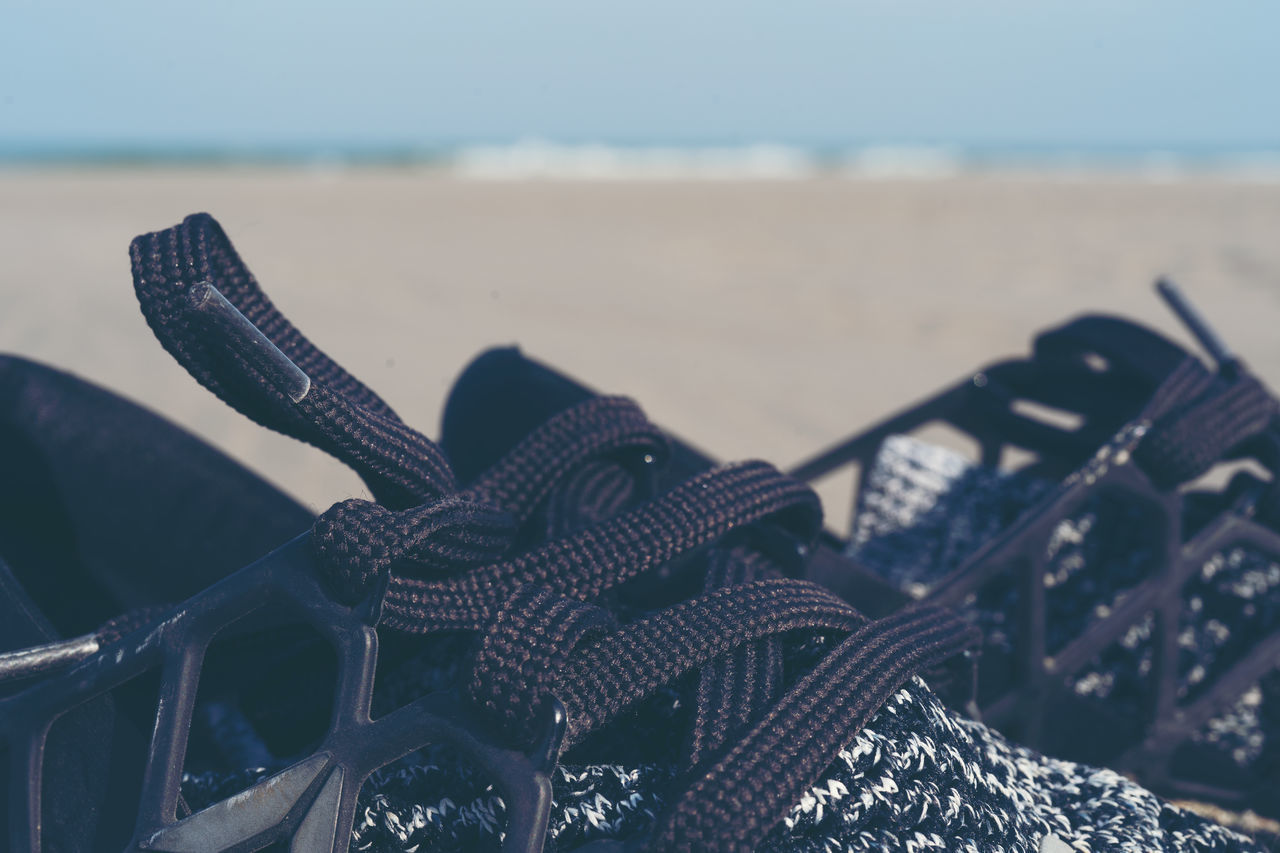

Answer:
[441,347,597,486]
[443,347,720,492]
[130,213,456,506]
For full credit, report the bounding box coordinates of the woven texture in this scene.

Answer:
[181,679,1262,852]
[848,433,1280,781]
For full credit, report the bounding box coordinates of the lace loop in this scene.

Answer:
[468,586,617,748]
[1134,361,1278,489]
[555,578,862,749]
[652,606,980,853]
[313,497,515,605]
[311,413,978,849]
[461,395,668,524]
[377,461,822,633]
[688,547,783,768]
[131,214,456,507]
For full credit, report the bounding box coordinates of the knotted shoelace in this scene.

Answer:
[128,212,979,850]
[312,429,976,852]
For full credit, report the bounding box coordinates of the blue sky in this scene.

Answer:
[2,0,1278,151]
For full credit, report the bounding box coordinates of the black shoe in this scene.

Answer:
[0,216,1266,852]
[455,285,1280,834]
[784,283,1280,824]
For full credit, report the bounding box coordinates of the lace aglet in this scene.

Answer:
[1155,277,1238,377]
[187,282,312,402]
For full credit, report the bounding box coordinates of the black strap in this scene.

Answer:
[1133,358,1279,489]
[130,213,455,507]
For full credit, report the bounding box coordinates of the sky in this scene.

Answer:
[2,0,1278,153]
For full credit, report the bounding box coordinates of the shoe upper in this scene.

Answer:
[789,307,1280,824]
[0,214,1270,853]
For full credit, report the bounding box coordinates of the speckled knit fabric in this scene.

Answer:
[846,434,1280,785]
[181,677,1260,852]
[177,628,1267,852]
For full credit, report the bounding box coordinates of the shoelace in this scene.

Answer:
[125,213,980,850]
[313,437,976,852]
[288,354,978,850]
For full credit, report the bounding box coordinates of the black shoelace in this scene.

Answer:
[308,398,977,852]
[123,213,980,850]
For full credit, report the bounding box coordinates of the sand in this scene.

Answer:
[2,167,1280,526]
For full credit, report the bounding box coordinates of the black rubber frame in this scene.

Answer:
[791,349,1280,815]
[0,535,565,853]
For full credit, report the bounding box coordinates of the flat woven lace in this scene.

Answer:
[307,415,976,852]
[126,213,978,851]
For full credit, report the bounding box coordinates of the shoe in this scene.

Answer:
[788,284,1280,822]
[0,214,1267,853]
[0,351,313,851]
[458,286,1280,832]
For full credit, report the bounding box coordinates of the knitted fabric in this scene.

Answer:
[847,434,1280,781]
[181,678,1260,852]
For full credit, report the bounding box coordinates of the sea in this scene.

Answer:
[2,140,1279,181]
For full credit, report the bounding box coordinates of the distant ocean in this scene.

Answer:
[3,140,1279,180]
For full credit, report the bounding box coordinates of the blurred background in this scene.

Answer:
[2,0,1279,525]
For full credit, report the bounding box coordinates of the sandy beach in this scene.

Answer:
[3,167,1279,525]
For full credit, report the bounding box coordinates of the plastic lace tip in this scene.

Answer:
[1155,278,1238,376]
[187,281,312,403]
